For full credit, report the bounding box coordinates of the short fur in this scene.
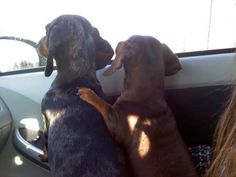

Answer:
[79,35,199,177]
[38,15,128,177]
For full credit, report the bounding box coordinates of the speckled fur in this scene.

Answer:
[40,15,128,177]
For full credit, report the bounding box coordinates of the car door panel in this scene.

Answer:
[0,73,54,177]
[0,51,234,177]
[0,97,12,151]
[165,85,232,146]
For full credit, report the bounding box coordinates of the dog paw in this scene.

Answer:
[39,154,48,162]
[77,87,98,105]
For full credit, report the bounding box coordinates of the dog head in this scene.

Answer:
[103,35,181,76]
[37,15,114,77]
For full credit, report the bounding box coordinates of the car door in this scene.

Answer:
[0,37,53,177]
[0,37,235,177]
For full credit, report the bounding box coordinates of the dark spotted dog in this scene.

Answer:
[37,15,128,177]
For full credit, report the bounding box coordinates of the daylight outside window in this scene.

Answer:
[0,0,235,72]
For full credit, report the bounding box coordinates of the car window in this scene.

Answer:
[0,0,235,73]
[0,38,46,73]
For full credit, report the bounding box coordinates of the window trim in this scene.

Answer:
[176,48,235,58]
[0,48,235,76]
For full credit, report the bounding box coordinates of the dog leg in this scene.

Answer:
[78,88,124,143]
[78,88,112,119]
[39,114,49,162]
[39,146,48,162]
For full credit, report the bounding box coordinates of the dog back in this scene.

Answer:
[42,79,128,177]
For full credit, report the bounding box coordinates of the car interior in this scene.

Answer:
[0,0,235,177]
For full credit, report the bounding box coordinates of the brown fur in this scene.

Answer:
[78,35,199,177]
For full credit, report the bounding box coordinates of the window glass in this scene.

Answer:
[0,39,39,72]
[0,0,235,72]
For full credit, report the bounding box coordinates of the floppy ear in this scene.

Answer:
[36,36,53,77]
[93,28,114,70]
[162,44,182,76]
[44,55,54,77]
[95,40,114,70]
[103,42,127,76]
[37,37,48,58]
[43,22,63,77]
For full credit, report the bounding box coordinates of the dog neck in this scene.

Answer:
[52,56,97,88]
[117,67,168,114]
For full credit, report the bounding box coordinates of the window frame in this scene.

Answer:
[0,36,46,74]
[0,48,234,76]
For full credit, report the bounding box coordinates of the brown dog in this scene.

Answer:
[78,35,199,177]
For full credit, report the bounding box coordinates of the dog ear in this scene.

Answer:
[44,56,54,77]
[92,28,114,70]
[95,47,114,70]
[37,37,48,58]
[36,36,53,77]
[103,42,127,76]
[162,44,182,76]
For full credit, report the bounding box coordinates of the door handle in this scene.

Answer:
[13,128,49,170]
